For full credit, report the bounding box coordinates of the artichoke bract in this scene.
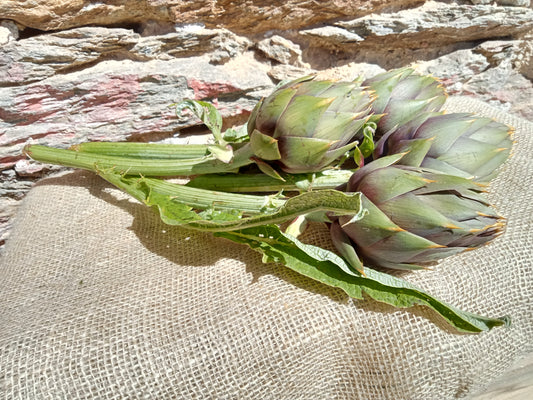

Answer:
[364,67,447,134]
[331,155,505,271]
[246,76,375,174]
[374,112,514,182]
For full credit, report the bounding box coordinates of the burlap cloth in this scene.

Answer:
[1,97,532,399]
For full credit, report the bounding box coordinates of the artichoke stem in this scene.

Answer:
[187,169,355,193]
[23,143,255,177]
[71,141,212,159]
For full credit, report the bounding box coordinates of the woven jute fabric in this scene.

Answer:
[0,97,532,399]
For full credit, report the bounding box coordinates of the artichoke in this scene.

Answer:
[365,68,513,182]
[364,67,447,134]
[246,75,375,174]
[330,155,504,271]
[374,112,514,182]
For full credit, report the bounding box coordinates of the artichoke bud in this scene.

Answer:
[364,68,447,135]
[247,75,375,173]
[332,160,505,270]
[374,113,514,182]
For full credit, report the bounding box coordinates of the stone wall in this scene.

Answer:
[1,0,532,247]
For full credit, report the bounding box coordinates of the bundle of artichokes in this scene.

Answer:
[239,68,512,272]
[25,67,513,273]
[23,67,514,332]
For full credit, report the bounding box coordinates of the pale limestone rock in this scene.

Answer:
[0,27,251,85]
[335,1,533,45]
[207,30,252,64]
[301,1,533,53]
[475,39,533,80]
[0,20,18,44]
[267,64,314,82]
[315,63,386,82]
[0,26,12,45]
[416,49,491,83]
[300,26,364,44]
[471,0,530,5]
[297,2,533,69]
[416,47,533,121]
[0,0,425,33]
[256,35,309,68]
[0,27,139,85]
[464,65,533,121]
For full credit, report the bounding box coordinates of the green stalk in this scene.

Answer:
[142,176,286,214]
[99,170,285,215]
[72,142,211,159]
[187,169,355,192]
[24,144,255,176]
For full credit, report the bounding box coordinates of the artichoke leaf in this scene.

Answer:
[173,99,224,144]
[250,129,282,160]
[277,136,334,171]
[215,224,510,333]
[274,95,333,138]
[207,144,234,164]
[252,157,286,181]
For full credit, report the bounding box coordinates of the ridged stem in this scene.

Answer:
[71,142,211,159]
[187,169,354,192]
[100,171,286,215]
[24,144,255,176]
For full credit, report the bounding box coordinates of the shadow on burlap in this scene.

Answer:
[0,97,532,399]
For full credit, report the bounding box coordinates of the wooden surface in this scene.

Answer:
[471,353,533,400]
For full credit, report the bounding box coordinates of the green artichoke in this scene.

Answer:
[330,155,504,271]
[374,112,514,182]
[364,67,447,134]
[246,75,375,174]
